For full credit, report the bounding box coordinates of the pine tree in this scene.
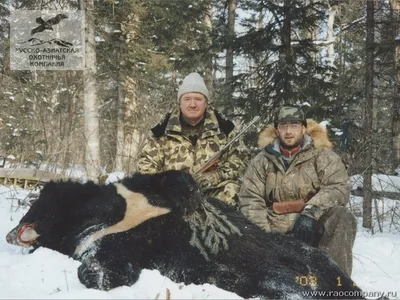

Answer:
[217,0,332,147]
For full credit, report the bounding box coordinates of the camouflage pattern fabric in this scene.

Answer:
[137,107,246,205]
[315,206,357,276]
[239,119,356,275]
[274,106,306,125]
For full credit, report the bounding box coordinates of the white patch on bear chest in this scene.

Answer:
[74,183,171,257]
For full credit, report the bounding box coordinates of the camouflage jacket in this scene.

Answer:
[137,107,245,183]
[239,119,350,233]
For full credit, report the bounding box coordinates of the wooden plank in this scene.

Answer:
[0,168,79,183]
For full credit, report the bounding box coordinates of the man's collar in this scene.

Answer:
[280,144,301,157]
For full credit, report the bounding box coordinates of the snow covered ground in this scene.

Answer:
[351,173,400,194]
[0,176,400,299]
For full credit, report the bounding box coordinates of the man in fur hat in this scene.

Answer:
[137,72,245,205]
[238,106,357,276]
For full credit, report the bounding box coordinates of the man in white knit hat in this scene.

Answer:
[137,72,245,205]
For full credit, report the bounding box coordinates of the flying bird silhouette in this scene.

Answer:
[31,14,68,35]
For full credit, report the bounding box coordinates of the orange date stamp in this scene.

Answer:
[295,274,357,287]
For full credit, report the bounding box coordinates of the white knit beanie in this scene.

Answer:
[177,72,210,102]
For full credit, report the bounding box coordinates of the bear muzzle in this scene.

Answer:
[6,224,40,247]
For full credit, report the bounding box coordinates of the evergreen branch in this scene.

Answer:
[184,199,242,261]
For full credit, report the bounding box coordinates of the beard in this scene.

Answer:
[280,137,304,150]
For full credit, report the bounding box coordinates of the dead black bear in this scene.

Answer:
[6,170,363,299]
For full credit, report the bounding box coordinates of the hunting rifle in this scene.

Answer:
[194,116,261,174]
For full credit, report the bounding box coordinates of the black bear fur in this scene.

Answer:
[6,170,363,299]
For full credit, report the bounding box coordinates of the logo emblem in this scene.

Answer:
[10,10,85,70]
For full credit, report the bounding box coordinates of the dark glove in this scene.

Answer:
[193,171,220,190]
[292,214,317,245]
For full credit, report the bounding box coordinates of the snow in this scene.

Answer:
[351,174,400,193]
[319,120,329,127]
[105,171,125,184]
[0,182,400,299]
[95,36,105,42]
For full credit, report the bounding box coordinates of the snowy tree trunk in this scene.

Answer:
[391,0,400,168]
[281,0,292,104]
[224,0,236,117]
[115,74,125,171]
[115,74,141,174]
[257,8,264,31]
[204,3,214,99]
[116,12,141,173]
[305,0,317,62]
[122,75,140,173]
[81,0,100,181]
[363,0,375,229]
[326,3,338,66]
[226,0,236,84]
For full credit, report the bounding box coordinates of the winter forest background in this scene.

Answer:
[1,0,400,233]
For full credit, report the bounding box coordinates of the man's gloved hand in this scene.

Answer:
[292,205,319,245]
[193,171,221,190]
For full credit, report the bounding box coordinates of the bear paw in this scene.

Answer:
[78,257,140,290]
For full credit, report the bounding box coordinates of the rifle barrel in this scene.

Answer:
[194,116,260,174]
